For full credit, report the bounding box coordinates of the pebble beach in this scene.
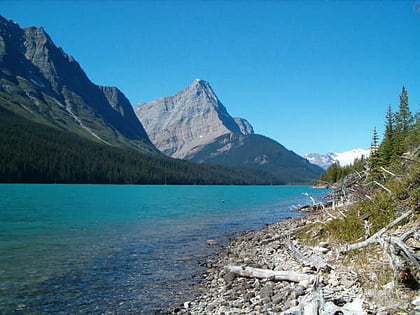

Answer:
[166,204,419,314]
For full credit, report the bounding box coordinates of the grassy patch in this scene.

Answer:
[322,191,397,244]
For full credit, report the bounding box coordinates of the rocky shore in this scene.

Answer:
[166,203,420,314]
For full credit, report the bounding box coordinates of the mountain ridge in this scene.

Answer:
[0,15,156,153]
[135,79,248,158]
[136,79,324,184]
[304,148,370,170]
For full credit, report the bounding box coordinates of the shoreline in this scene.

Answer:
[165,200,418,314]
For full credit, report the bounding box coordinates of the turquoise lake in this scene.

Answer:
[0,184,328,314]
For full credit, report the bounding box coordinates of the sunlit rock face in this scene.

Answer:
[135,79,247,158]
[0,15,155,152]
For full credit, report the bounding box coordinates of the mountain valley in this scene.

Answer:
[1,15,323,185]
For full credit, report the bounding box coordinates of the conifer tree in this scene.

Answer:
[394,86,414,155]
[379,105,395,165]
[407,111,420,151]
[369,127,381,179]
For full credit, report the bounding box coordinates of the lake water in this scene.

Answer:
[0,184,328,314]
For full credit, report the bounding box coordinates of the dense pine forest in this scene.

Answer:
[0,106,282,185]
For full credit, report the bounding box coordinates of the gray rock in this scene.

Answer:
[271,293,285,305]
[284,299,298,309]
[295,285,306,297]
[135,79,242,158]
[319,241,330,248]
[260,282,274,298]
[0,16,156,154]
[233,117,254,135]
[206,239,218,246]
[272,305,282,312]
[206,303,217,312]
[244,291,256,302]
[222,271,236,283]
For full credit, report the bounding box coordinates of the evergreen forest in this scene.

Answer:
[0,106,282,185]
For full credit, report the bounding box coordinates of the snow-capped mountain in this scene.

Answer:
[304,148,370,170]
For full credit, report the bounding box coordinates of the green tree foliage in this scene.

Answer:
[318,157,366,183]
[407,111,420,151]
[394,86,414,155]
[0,106,283,185]
[379,105,395,165]
[369,127,381,180]
[376,87,418,164]
[318,86,419,184]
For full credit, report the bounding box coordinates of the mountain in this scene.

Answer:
[0,104,282,185]
[135,79,324,184]
[0,15,287,185]
[187,133,324,184]
[233,117,254,135]
[304,148,370,170]
[0,15,156,153]
[135,79,246,158]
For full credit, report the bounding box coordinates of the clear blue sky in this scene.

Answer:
[2,0,420,155]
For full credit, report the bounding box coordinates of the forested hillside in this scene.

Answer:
[0,106,282,185]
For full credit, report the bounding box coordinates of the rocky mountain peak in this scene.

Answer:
[0,15,155,152]
[135,79,247,158]
[304,148,370,169]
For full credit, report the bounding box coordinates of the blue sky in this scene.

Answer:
[2,0,420,155]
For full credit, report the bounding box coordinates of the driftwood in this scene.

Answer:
[281,277,366,315]
[388,236,420,271]
[337,210,419,284]
[364,181,393,194]
[285,238,329,271]
[337,210,413,254]
[226,266,313,283]
[380,166,403,178]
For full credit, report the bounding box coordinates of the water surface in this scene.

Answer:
[0,184,328,314]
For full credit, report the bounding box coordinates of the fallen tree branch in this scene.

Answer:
[388,236,420,270]
[225,265,313,283]
[281,277,366,315]
[285,238,329,271]
[374,210,413,238]
[337,210,413,254]
[400,156,420,164]
[400,229,418,242]
[364,181,393,194]
[380,166,403,178]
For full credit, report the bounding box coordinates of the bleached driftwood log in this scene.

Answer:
[380,166,403,178]
[388,236,420,270]
[337,210,419,284]
[226,266,313,283]
[285,238,329,271]
[281,277,366,315]
[337,210,413,254]
[364,181,393,194]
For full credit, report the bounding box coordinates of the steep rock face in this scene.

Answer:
[136,79,324,184]
[0,15,155,153]
[135,79,244,158]
[233,117,254,135]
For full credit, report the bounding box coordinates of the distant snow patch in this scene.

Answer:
[304,148,370,169]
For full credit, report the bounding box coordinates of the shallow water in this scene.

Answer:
[0,184,328,314]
